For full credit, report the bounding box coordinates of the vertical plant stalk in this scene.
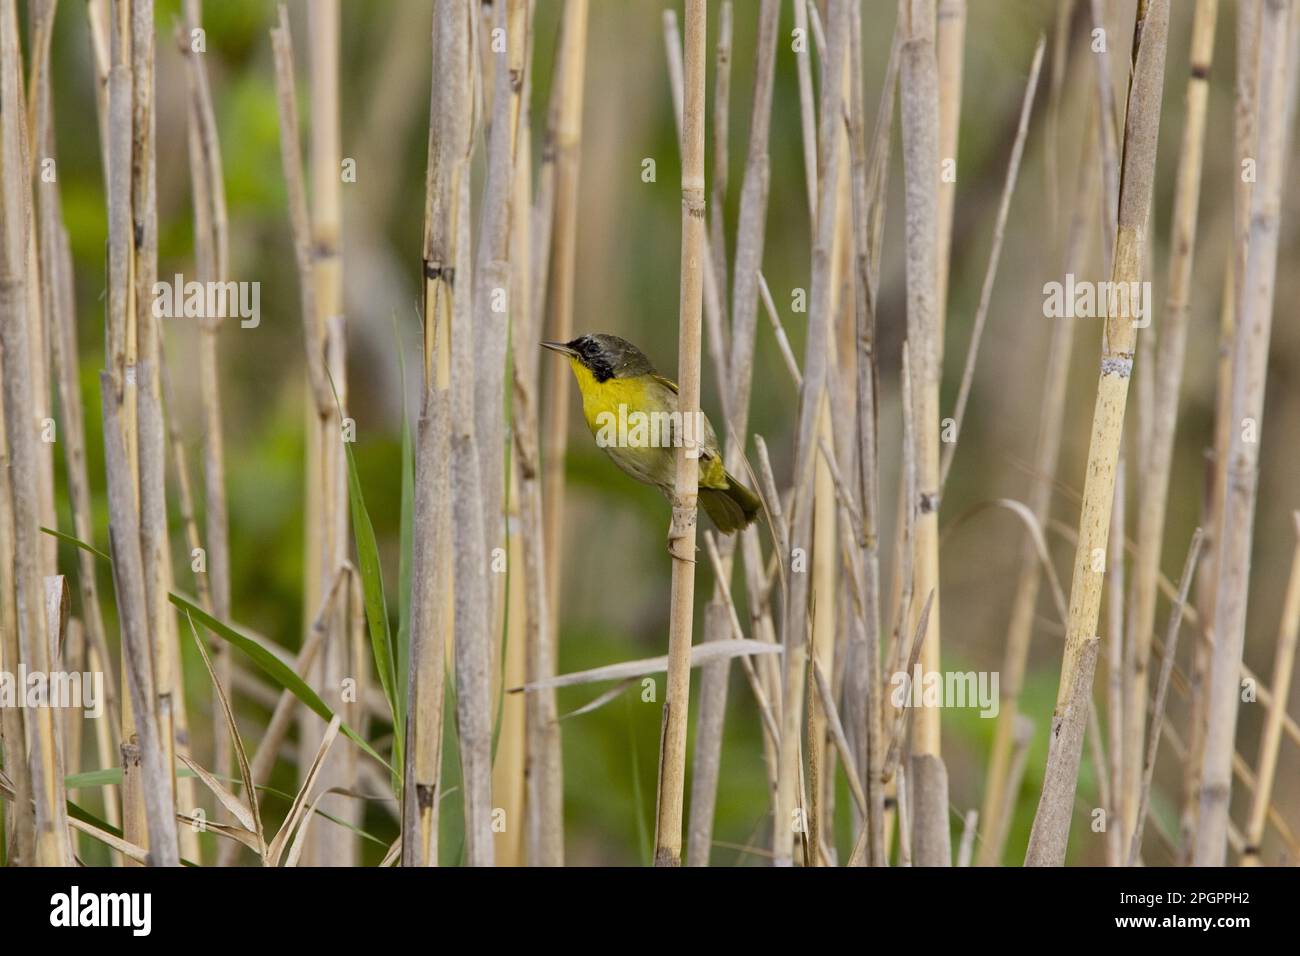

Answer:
[686,600,730,866]
[846,12,900,866]
[309,0,352,869]
[539,0,588,647]
[104,0,148,860]
[131,0,189,865]
[271,2,352,866]
[473,0,521,653]
[685,0,779,867]
[182,0,233,806]
[810,41,859,852]
[792,0,817,222]
[1104,461,1126,866]
[101,373,180,865]
[1195,0,1291,866]
[773,0,849,869]
[1027,0,1170,867]
[450,164,495,865]
[27,0,58,581]
[1128,528,1204,866]
[1182,256,1234,860]
[722,0,778,478]
[40,0,121,837]
[1087,0,1120,276]
[898,0,946,854]
[668,0,738,859]
[405,0,472,867]
[1184,0,1259,859]
[1241,514,1300,864]
[451,0,515,870]
[0,0,71,866]
[506,4,564,870]
[709,1,731,325]
[934,0,965,356]
[653,0,706,870]
[976,82,1098,868]
[492,0,533,870]
[1123,0,1218,849]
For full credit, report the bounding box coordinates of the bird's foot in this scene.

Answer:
[666,505,698,562]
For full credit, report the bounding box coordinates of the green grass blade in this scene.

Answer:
[327,370,402,776]
[41,525,110,561]
[169,591,391,773]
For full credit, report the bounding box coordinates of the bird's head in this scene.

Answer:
[541,333,656,383]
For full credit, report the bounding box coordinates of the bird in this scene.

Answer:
[542,333,762,534]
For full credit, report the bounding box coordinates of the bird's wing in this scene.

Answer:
[651,374,679,395]
[649,374,724,463]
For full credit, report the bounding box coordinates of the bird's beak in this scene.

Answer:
[540,340,578,358]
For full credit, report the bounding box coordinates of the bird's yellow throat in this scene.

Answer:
[568,356,653,433]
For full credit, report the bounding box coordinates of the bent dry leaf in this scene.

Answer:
[511,639,781,693]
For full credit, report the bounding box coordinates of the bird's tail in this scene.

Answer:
[699,472,762,534]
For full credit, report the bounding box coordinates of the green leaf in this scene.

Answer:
[168,591,391,773]
[41,525,110,562]
[329,370,402,778]
[66,766,198,790]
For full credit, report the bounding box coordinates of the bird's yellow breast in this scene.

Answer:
[568,357,665,431]
[566,357,728,491]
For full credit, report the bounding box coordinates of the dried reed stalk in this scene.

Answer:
[450,0,506,868]
[404,0,472,867]
[0,0,71,866]
[934,0,965,353]
[1028,0,1169,866]
[130,0,192,867]
[100,373,179,865]
[539,0,588,650]
[530,0,586,862]
[102,0,148,861]
[792,0,817,221]
[271,1,353,865]
[1183,0,1261,859]
[1196,0,1291,865]
[1241,514,1300,864]
[653,0,707,869]
[977,85,1098,867]
[492,0,533,870]
[509,13,564,868]
[773,0,850,868]
[1123,0,1218,848]
[473,0,521,645]
[182,0,233,802]
[897,0,948,863]
[846,9,900,866]
[1128,528,1204,866]
[27,0,58,580]
[683,0,780,866]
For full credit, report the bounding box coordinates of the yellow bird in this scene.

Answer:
[542,333,761,534]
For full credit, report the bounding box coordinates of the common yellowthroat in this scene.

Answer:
[543,333,761,534]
